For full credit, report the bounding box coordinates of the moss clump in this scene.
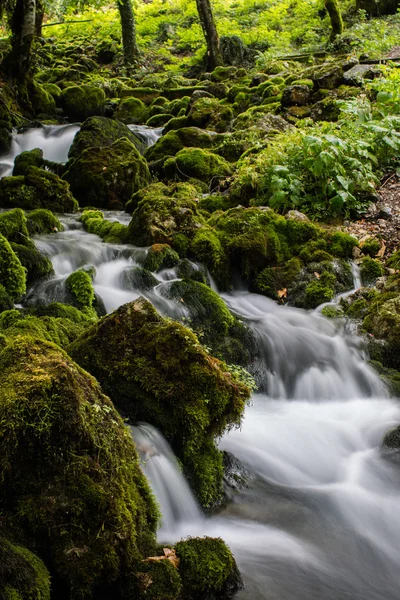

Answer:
[0,209,30,244]
[175,537,242,600]
[60,85,106,121]
[64,138,151,209]
[304,271,336,308]
[144,244,180,272]
[12,148,44,176]
[328,231,358,258]
[0,537,51,600]
[0,284,13,313]
[127,183,204,246]
[187,97,234,132]
[133,559,182,600]
[0,168,78,212]
[362,294,400,369]
[68,116,145,160]
[0,235,26,301]
[69,298,250,507]
[26,209,63,236]
[164,148,232,184]
[115,97,146,124]
[254,257,302,299]
[66,270,95,310]
[321,305,344,318]
[10,242,53,284]
[387,250,400,270]
[145,127,216,162]
[360,256,384,284]
[0,336,158,598]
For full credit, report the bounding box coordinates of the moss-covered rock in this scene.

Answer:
[127,183,203,245]
[133,557,182,600]
[0,335,159,598]
[164,148,232,184]
[60,85,106,121]
[187,98,234,133]
[115,97,146,124]
[121,266,159,291]
[68,116,145,160]
[26,209,63,236]
[12,148,44,176]
[0,284,13,313]
[80,210,129,243]
[64,138,151,209]
[31,81,56,116]
[0,168,78,212]
[143,244,180,272]
[66,270,95,311]
[10,242,53,284]
[175,537,243,600]
[0,209,30,244]
[362,294,400,370]
[0,537,51,600]
[360,256,384,284]
[145,127,216,162]
[69,298,250,507]
[0,234,26,301]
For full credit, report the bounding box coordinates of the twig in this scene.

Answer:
[380,172,397,189]
[42,20,93,27]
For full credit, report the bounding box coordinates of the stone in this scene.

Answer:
[285,210,310,222]
[379,205,392,220]
[281,85,312,107]
[343,65,382,86]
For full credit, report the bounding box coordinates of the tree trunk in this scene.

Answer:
[116,0,138,67]
[195,0,223,71]
[4,0,36,77]
[35,0,44,36]
[325,0,343,42]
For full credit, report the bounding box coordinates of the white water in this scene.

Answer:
[3,125,400,599]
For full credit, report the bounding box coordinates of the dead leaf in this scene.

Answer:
[377,242,386,258]
[143,548,180,569]
[277,288,287,299]
[313,272,320,279]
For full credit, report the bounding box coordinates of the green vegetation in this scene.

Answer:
[0,538,51,600]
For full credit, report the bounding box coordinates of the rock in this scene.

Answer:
[379,205,392,220]
[68,298,250,507]
[0,127,12,153]
[13,148,44,176]
[145,126,216,162]
[60,85,106,121]
[342,57,360,72]
[0,537,51,600]
[223,450,253,493]
[163,147,233,184]
[285,210,310,222]
[343,64,382,86]
[313,67,343,90]
[0,234,26,300]
[64,138,151,209]
[383,426,400,450]
[114,96,146,124]
[96,39,119,63]
[0,335,159,597]
[220,34,249,66]
[187,97,234,132]
[353,246,362,259]
[281,84,312,107]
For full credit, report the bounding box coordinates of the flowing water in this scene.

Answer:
[3,125,400,599]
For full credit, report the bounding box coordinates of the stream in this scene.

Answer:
[2,125,400,600]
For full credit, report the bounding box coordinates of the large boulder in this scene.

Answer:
[163,147,233,184]
[0,167,78,212]
[0,234,26,300]
[187,97,234,132]
[63,138,151,209]
[0,537,51,600]
[0,335,159,598]
[145,127,216,162]
[68,116,145,159]
[68,298,250,507]
[60,85,106,121]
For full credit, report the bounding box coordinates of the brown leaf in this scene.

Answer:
[277,288,287,299]
[377,242,386,258]
[313,272,320,279]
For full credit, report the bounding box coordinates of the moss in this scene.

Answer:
[64,138,151,209]
[304,271,336,308]
[369,360,400,397]
[164,148,233,184]
[187,98,234,133]
[66,270,95,309]
[69,298,250,507]
[68,116,145,160]
[254,257,302,299]
[0,537,51,600]
[0,311,87,348]
[0,336,158,598]
[133,559,182,600]
[10,242,53,284]
[31,81,56,116]
[0,284,13,313]
[328,231,358,258]
[176,259,207,284]
[190,229,228,285]
[0,209,30,244]
[361,237,381,257]
[387,250,400,270]
[321,305,344,318]
[60,85,106,121]
[0,168,78,212]
[115,97,147,124]
[362,294,400,369]
[127,183,203,246]
[26,209,63,236]
[147,113,174,127]
[175,537,242,600]
[13,149,44,176]
[144,244,180,272]
[360,256,384,284]
[122,267,159,291]
[145,127,216,162]
[0,235,26,301]
[33,301,92,323]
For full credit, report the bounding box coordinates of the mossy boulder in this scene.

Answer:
[362,294,400,370]
[0,234,26,301]
[164,148,232,184]
[121,266,159,291]
[60,85,106,121]
[0,537,51,600]
[80,210,129,243]
[126,183,203,245]
[65,269,96,314]
[175,537,242,600]
[143,244,180,272]
[69,298,250,507]
[64,138,151,209]
[360,256,384,284]
[145,127,216,162]
[10,242,54,284]
[31,81,56,116]
[115,97,146,124]
[187,98,234,133]
[0,208,30,244]
[0,167,78,212]
[12,148,44,176]
[26,209,63,236]
[68,116,145,160]
[0,284,13,313]
[0,335,159,598]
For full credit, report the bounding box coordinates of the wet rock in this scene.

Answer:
[343,64,382,86]
[223,450,253,493]
[379,205,392,220]
[383,426,400,450]
[281,84,311,107]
